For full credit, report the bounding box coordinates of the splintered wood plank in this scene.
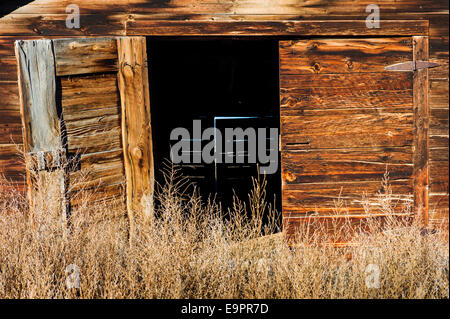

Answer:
[15,39,66,213]
[281,113,414,149]
[412,36,430,226]
[279,38,413,74]
[117,36,154,216]
[53,38,118,76]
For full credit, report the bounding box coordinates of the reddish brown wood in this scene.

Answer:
[413,36,430,226]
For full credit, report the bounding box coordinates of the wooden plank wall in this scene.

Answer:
[280,38,415,225]
[0,0,448,226]
[60,73,125,210]
[53,38,125,210]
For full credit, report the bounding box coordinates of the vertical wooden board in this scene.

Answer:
[117,36,154,215]
[15,40,61,153]
[413,36,430,226]
[15,39,66,213]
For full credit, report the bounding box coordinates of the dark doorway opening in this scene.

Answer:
[147,38,281,215]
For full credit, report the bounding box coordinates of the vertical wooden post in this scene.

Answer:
[413,36,429,226]
[15,39,67,219]
[117,37,154,233]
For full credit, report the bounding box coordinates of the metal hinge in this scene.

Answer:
[385,61,440,72]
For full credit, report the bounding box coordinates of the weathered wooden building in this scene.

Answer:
[0,0,448,237]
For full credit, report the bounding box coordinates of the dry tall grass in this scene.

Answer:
[0,167,448,299]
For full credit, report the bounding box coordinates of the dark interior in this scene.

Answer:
[147,38,281,215]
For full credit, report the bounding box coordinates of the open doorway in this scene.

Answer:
[147,38,281,214]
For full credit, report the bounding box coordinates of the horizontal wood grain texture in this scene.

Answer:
[0,144,25,182]
[126,20,428,36]
[0,81,20,107]
[53,38,118,76]
[280,88,413,115]
[51,37,125,212]
[430,80,449,109]
[429,160,449,193]
[69,150,124,192]
[279,37,417,234]
[281,113,414,149]
[0,14,126,36]
[429,194,449,229]
[280,72,413,90]
[0,124,22,144]
[7,0,447,16]
[0,58,17,81]
[70,183,125,209]
[279,38,412,74]
[0,79,24,190]
[0,0,447,227]
[60,73,122,154]
[281,148,413,185]
[68,148,125,210]
[59,75,120,121]
[58,70,125,210]
[283,179,413,205]
[430,108,449,136]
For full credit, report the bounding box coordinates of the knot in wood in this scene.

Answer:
[122,63,134,77]
[346,60,353,69]
[312,62,322,73]
[132,146,143,159]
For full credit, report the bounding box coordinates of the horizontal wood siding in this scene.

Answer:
[0,0,447,228]
[279,38,415,238]
[59,72,125,210]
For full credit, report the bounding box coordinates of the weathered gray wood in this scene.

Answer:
[15,39,67,216]
[15,40,60,153]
